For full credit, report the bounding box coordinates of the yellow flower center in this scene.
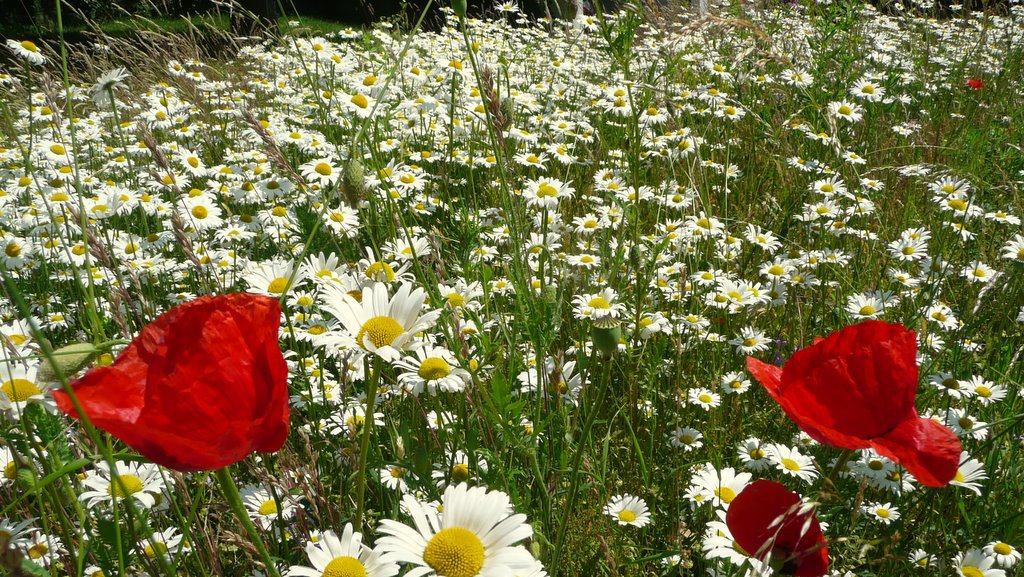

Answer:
[50,144,66,155]
[28,543,47,559]
[2,379,40,402]
[587,297,610,309]
[859,305,876,316]
[868,459,884,471]
[258,499,278,516]
[698,394,712,404]
[875,508,890,518]
[5,242,21,258]
[715,487,736,503]
[958,417,974,430]
[357,316,404,349]
[993,543,1012,556]
[20,40,39,52]
[838,105,852,115]
[961,567,984,577]
[975,386,991,397]
[768,265,784,276]
[322,556,367,577]
[267,277,289,294]
[423,527,485,577]
[536,184,558,198]
[742,338,757,348]
[144,542,168,558]
[315,163,333,176]
[4,461,17,479]
[109,474,144,497]
[948,199,968,211]
[446,293,466,307]
[782,458,801,471]
[749,448,765,460]
[451,463,470,482]
[351,94,369,109]
[191,206,209,219]
[617,510,637,523]
[419,357,452,380]
[365,261,396,282]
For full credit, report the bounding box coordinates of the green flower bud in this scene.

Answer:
[452,0,468,18]
[342,158,367,206]
[591,316,622,356]
[36,342,100,384]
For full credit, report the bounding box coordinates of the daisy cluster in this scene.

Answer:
[1,0,1023,575]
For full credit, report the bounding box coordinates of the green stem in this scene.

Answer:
[824,448,857,493]
[354,356,381,529]
[214,467,280,577]
[549,355,613,577]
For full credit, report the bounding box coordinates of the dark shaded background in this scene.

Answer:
[0,0,564,34]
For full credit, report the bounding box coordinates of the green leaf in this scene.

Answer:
[19,558,51,577]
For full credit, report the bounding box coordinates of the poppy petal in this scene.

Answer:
[747,356,868,450]
[779,321,918,441]
[870,415,961,487]
[727,480,828,577]
[53,293,289,472]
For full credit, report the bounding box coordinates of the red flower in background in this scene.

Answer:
[967,78,983,89]
[727,480,828,577]
[747,320,961,486]
[54,293,289,472]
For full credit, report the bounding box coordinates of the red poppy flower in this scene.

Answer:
[746,320,961,487]
[727,480,828,577]
[54,293,289,472]
[966,78,983,89]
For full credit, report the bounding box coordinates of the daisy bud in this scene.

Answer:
[452,0,468,17]
[36,342,100,385]
[591,316,622,356]
[500,97,515,123]
[342,158,367,206]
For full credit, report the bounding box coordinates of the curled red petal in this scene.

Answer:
[746,356,783,397]
[53,293,289,472]
[727,480,828,577]
[870,415,961,487]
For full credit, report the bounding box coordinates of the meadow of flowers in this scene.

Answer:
[1,0,1023,576]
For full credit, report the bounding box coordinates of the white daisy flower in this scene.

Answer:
[79,461,166,510]
[767,444,819,483]
[323,282,441,362]
[376,483,536,577]
[983,541,1020,569]
[604,494,651,527]
[395,345,471,396]
[286,524,398,577]
[862,502,900,524]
